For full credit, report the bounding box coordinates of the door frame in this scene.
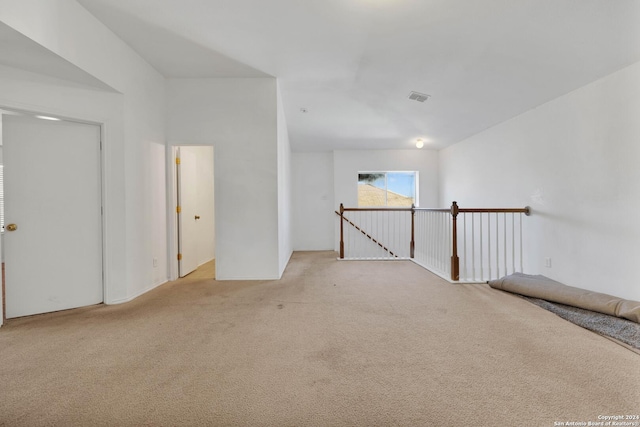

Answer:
[166,143,216,281]
[0,105,106,324]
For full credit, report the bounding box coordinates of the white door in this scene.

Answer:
[3,114,103,318]
[177,147,198,277]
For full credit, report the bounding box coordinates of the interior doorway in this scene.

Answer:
[1,109,103,321]
[173,146,215,279]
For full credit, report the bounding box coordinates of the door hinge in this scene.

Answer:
[176,206,181,213]
[176,157,181,165]
[177,253,182,261]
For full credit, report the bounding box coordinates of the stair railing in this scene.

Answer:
[338,202,531,282]
[337,204,414,260]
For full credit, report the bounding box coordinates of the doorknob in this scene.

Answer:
[6,223,18,232]
[195,215,201,220]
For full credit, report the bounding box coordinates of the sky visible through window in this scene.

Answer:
[386,172,415,198]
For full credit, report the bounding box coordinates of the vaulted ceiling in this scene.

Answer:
[76,0,640,151]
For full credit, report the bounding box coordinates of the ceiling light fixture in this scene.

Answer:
[35,115,61,121]
[415,139,424,149]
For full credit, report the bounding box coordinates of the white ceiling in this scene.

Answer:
[76,0,640,151]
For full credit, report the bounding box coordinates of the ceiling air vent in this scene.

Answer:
[408,91,430,103]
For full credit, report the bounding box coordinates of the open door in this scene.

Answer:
[3,114,103,318]
[176,147,198,277]
[174,146,215,279]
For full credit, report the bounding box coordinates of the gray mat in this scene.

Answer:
[522,296,640,351]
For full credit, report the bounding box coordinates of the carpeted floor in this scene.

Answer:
[0,251,638,426]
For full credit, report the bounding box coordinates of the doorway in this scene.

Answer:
[1,110,103,320]
[173,146,215,279]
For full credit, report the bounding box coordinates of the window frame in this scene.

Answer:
[357,170,419,208]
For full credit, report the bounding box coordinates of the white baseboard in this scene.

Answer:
[409,259,486,284]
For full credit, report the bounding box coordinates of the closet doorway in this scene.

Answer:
[173,146,215,279]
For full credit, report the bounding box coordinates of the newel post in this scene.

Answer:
[339,203,345,259]
[450,201,460,281]
[410,204,415,258]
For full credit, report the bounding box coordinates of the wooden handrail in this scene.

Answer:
[414,207,530,214]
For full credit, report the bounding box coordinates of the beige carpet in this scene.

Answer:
[0,251,638,426]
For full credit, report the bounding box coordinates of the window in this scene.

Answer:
[358,171,418,207]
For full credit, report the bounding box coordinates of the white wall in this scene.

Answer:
[150,141,167,287]
[277,84,293,275]
[166,78,283,280]
[0,0,167,303]
[439,60,640,301]
[292,152,335,251]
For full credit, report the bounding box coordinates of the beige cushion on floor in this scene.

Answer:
[489,273,640,323]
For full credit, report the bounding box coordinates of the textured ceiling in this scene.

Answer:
[77,0,640,151]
